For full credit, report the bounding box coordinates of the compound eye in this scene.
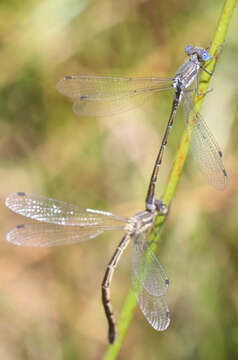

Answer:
[185,45,193,55]
[202,50,210,61]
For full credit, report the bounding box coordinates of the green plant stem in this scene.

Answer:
[104,1,236,358]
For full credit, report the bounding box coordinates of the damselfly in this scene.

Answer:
[56,45,227,210]
[5,192,169,343]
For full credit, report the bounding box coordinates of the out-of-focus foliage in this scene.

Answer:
[0,0,237,359]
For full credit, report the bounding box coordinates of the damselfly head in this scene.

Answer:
[200,49,210,61]
[185,45,210,62]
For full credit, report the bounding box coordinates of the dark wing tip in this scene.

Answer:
[17,192,26,196]
[64,75,74,80]
[16,224,25,229]
[56,75,76,85]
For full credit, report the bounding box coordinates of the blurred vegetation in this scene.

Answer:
[0,0,238,359]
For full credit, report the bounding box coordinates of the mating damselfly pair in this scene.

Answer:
[5,46,227,343]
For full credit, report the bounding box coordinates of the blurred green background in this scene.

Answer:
[0,0,238,359]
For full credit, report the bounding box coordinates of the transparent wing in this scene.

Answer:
[56,75,173,99]
[183,93,227,190]
[5,192,128,229]
[6,223,105,247]
[131,233,169,297]
[132,278,170,331]
[72,92,152,117]
[56,75,173,117]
